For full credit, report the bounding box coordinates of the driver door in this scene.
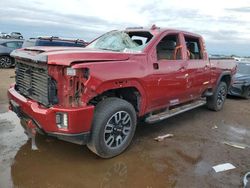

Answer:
[145,33,189,111]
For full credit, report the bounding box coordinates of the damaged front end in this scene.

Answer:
[8,49,95,149]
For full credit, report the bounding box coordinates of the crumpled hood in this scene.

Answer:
[11,46,130,66]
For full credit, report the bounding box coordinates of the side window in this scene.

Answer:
[156,34,182,60]
[4,42,19,49]
[17,42,23,48]
[184,36,203,60]
[131,36,147,46]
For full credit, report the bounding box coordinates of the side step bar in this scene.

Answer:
[145,100,207,124]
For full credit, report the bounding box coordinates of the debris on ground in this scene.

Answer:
[212,163,236,173]
[212,125,218,129]
[154,134,174,142]
[243,172,250,188]
[223,141,246,149]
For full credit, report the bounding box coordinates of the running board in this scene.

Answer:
[145,100,206,124]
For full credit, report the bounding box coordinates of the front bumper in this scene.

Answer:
[8,86,95,145]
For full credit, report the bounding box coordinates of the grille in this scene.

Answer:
[15,61,57,106]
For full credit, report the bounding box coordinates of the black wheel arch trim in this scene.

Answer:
[216,71,232,87]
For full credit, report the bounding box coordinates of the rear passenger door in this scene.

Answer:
[146,33,189,110]
[184,35,210,98]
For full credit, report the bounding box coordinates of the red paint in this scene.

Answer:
[8,28,236,136]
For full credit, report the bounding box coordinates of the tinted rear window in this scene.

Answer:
[13,32,21,35]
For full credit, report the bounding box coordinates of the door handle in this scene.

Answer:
[153,63,159,70]
[179,66,185,71]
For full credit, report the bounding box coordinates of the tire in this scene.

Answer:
[19,36,23,39]
[207,82,228,111]
[243,86,250,99]
[87,97,137,158]
[6,35,10,39]
[0,56,13,68]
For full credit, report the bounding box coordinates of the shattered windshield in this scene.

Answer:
[86,31,148,52]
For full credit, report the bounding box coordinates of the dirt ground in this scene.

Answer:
[0,69,249,188]
[0,69,15,113]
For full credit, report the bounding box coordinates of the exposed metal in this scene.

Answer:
[15,60,57,106]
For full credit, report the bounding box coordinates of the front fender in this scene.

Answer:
[83,78,147,116]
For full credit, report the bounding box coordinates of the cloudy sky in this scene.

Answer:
[0,0,250,56]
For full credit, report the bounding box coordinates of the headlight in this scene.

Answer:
[56,113,68,128]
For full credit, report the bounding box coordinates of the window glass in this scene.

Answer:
[86,31,153,52]
[156,34,182,60]
[184,36,203,60]
[17,42,23,48]
[5,42,19,49]
[237,63,250,74]
[22,40,36,47]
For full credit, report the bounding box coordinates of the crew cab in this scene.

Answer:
[8,26,236,158]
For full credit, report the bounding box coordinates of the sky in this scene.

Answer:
[0,0,250,56]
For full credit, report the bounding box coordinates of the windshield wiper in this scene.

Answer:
[99,48,120,52]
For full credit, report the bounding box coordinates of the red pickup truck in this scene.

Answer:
[8,26,236,158]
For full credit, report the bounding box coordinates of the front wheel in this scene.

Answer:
[0,56,13,68]
[87,97,137,158]
[207,82,228,111]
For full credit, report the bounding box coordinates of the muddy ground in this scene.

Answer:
[0,68,249,188]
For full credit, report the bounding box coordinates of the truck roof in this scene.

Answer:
[125,25,202,38]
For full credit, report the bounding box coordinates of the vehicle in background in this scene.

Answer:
[4,32,23,39]
[9,26,236,158]
[0,39,23,68]
[0,32,7,38]
[22,36,88,48]
[228,62,250,99]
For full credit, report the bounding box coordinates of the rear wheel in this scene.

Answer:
[87,97,137,158]
[207,82,228,111]
[0,56,13,68]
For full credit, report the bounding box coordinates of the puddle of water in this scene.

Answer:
[10,137,176,188]
[194,161,212,177]
[0,111,28,188]
[0,111,176,188]
[229,126,249,136]
[224,123,250,143]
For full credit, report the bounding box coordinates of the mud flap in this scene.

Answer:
[26,120,38,151]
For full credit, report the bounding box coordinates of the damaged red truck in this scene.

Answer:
[8,26,236,158]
